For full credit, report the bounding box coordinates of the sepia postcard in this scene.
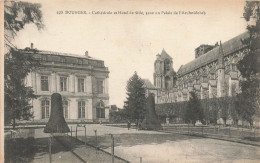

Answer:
[1,0,260,162]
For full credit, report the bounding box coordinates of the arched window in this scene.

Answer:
[165,76,171,89]
[42,100,50,119]
[96,100,105,118]
[164,59,171,72]
[63,100,69,119]
[156,62,161,73]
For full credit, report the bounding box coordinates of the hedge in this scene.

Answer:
[155,97,238,124]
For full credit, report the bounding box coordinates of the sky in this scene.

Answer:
[13,0,248,108]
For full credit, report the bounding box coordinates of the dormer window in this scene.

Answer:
[78,59,83,65]
[42,55,47,61]
[60,57,66,63]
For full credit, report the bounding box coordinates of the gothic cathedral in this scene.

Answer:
[151,32,249,104]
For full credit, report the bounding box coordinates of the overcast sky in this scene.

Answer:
[13,0,247,108]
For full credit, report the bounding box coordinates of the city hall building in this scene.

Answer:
[22,44,110,122]
[148,32,249,103]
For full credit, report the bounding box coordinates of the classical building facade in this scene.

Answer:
[22,44,110,122]
[151,32,249,104]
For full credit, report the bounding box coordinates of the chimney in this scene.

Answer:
[31,43,34,49]
[85,51,88,57]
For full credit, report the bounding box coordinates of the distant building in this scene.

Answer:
[22,43,110,122]
[153,49,177,103]
[146,32,249,103]
[110,105,119,112]
[142,79,158,102]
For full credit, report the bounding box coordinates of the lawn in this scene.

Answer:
[72,124,260,163]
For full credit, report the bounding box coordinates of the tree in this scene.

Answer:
[236,1,260,126]
[201,99,210,125]
[4,1,44,129]
[124,72,146,121]
[109,109,128,123]
[185,91,204,126]
[4,1,44,49]
[218,97,230,127]
[235,94,255,127]
[229,97,239,126]
[208,98,218,125]
[4,49,40,128]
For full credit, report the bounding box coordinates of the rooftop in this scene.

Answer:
[142,79,157,89]
[177,32,249,76]
[156,49,172,61]
[19,47,101,61]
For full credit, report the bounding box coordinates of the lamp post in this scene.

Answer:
[94,130,97,154]
[49,136,52,163]
[110,134,114,163]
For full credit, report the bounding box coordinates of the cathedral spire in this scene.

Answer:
[218,41,225,69]
[217,40,225,97]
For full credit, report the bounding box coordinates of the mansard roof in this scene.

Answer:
[19,48,109,70]
[177,32,249,76]
[19,48,101,61]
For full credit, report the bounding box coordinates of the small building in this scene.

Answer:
[22,43,110,122]
[142,79,158,103]
[110,105,119,112]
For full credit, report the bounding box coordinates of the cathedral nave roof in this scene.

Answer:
[177,32,249,76]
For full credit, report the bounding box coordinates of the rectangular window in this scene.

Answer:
[60,77,67,91]
[97,80,104,94]
[63,101,68,118]
[78,101,85,118]
[42,100,50,119]
[41,76,49,91]
[78,78,85,92]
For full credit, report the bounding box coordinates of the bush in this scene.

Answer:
[109,109,128,123]
[155,96,238,125]
[5,137,36,162]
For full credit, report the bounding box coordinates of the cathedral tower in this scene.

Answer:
[153,49,176,90]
